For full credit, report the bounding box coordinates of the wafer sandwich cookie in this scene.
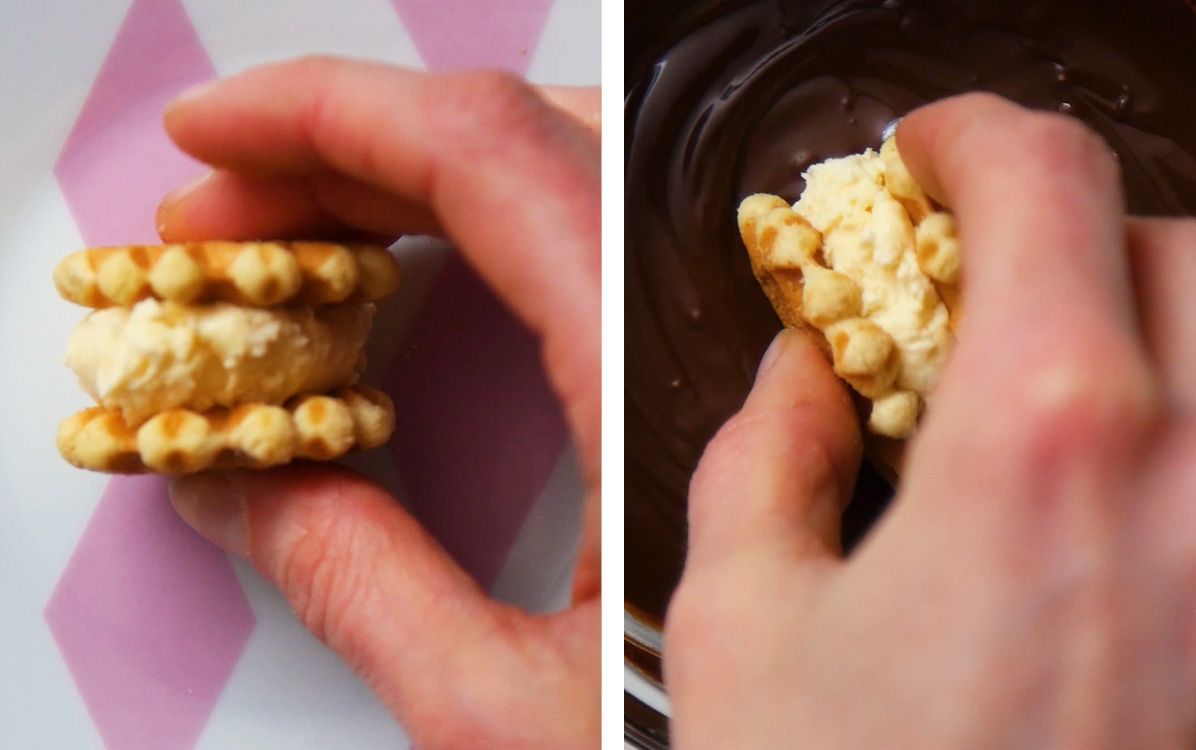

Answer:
[738,138,961,477]
[55,240,402,474]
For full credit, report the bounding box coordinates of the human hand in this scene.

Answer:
[160,57,599,749]
[666,93,1196,749]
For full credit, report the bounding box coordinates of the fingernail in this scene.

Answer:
[756,329,790,382]
[163,170,212,205]
[157,171,212,238]
[169,473,249,558]
[166,79,219,114]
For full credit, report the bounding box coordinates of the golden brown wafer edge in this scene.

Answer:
[57,385,395,474]
[52,241,401,308]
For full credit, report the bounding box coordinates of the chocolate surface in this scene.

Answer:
[626,0,1196,625]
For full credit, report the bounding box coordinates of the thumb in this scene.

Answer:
[168,464,524,742]
[686,329,862,571]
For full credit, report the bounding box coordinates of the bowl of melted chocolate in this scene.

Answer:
[625,0,1196,739]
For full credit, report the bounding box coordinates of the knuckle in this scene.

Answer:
[288,57,386,181]
[1010,352,1157,467]
[692,406,844,513]
[1018,113,1086,153]
[720,404,844,474]
[689,412,784,522]
[692,414,754,487]
[688,406,847,564]
[686,421,744,536]
[466,68,533,98]
[432,70,548,146]
[300,69,344,150]
[1017,114,1117,181]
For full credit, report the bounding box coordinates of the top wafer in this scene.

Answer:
[53,241,401,308]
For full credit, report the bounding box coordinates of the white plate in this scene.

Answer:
[0,0,597,747]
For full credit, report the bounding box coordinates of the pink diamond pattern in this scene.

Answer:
[382,257,568,587]
[54,0,215,245]
[45,477,255,750]
[48,1,252,748]
[392,0,556,75]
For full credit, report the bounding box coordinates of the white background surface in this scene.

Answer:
[0,1,598,747]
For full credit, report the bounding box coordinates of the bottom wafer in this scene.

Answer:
[57,385,395,474]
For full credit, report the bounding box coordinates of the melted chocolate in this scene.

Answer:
[626,0,1196,625]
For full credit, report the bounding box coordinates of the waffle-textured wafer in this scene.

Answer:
[57,386,395,474]
[53,241,401,308]
[738,142,962,478]
[738,199,941,478]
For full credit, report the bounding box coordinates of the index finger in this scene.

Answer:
[897,93,1136,346]
[895,94,1157,483]
[164,55,600,472]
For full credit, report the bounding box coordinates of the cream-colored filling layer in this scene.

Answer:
[794,149,952,397]
[66,299,373,424]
